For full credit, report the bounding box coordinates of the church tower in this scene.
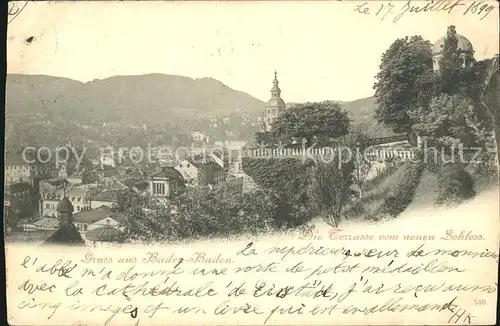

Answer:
[43,194,85,246]
[56,195,74,225]
[263,71,286,131]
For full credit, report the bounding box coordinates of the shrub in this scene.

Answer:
[242,157,316,227]
[343,162,424,220]
[437,164,476,205]
[120,185,295,244]
[379,162,424,217]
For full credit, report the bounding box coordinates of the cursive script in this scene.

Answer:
[353,0,495,23]
[8,1,29,24]
[7,239,499,325]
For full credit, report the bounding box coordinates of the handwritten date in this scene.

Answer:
[354,0,495,23]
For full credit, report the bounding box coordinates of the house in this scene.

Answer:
[4,154,33,185]
[5,151,58,186]
[39,179,70,217]
[174,158,226,187]
[72,205,124,233]
[89,190,119,209]
[39,182,90,217]
[67,170,84,185]
[149,167,184,198]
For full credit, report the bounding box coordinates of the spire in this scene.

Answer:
[270,70,281,97]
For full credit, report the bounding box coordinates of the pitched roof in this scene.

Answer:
[40,179,71,192]
[85,226,124,242]
[73,206,115,224]
[151,167,183,180]
[132,181,150,192]
[33,217,60,229]
[175,157,223,171]
[66,186,86,198]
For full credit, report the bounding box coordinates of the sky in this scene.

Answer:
[7,1,499,102]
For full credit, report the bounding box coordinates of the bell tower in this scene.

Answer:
[263,71,286,131]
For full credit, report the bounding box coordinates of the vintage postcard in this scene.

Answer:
[4,0,500,325]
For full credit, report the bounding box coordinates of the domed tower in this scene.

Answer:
[263,71,286,131]
[43,195,84,246]
[432,25,474,72]
[56,196,74,225]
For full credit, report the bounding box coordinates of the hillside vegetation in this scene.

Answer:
[5,74,394,151]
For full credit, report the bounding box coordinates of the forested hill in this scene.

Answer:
[5,74,395,145]
[5,74,267,124]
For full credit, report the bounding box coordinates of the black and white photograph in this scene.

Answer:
[4,1,500,325]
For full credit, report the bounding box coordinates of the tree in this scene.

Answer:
[340,129,374,198]
[115,189,146,212]
[373,36,433,134]
[119,197,178,243]
[254,131,275,146]
[480,56,500,181]
[310,158,354,227]
[409,94,487,149]
[271,101,350,146]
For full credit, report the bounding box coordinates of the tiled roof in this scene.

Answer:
[33,217,60,229]
[92,190,118,202]
[85,226,124,242]
[175,158,223,171]
[66,186,86,198]
[151,167,183,180]
[73,206,113,223]
[40,179,71,192]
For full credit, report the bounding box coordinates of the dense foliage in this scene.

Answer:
[343,162,423,220]
[437,165,476,205]
[271,101,350,146]
[119,186,288,243]
[380,162,424,217]
[373,36,433,134]
[410,94,487,149]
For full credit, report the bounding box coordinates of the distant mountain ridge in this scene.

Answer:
[6,74,267,124]
[5,74,394,136]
